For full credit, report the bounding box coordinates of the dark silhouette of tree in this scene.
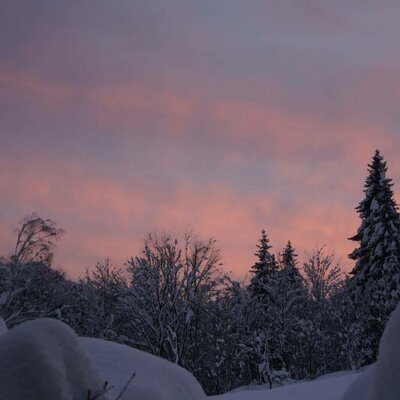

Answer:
[249,230,277,301]
[12,213,64,267]
[348,150,400,364]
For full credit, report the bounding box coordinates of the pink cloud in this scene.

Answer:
[1,63,399,280]
[212,98,392,161]
[0,153,362,279]
[0,63,76,111]
[0,63,194,137]
[1,62,396,163]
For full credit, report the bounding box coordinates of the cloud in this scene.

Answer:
[0,153,363,278]
[1,1,400,280]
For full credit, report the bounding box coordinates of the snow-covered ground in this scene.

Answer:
[1,303,400,399]
[86,336,363,400]
[210,372,360,400]
[0,322,364,400]
[0,317,206,400]
[82,336,362,400]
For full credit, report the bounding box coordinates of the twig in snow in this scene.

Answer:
[114,372,136,400]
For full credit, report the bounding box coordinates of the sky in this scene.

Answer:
[1,0,400,279]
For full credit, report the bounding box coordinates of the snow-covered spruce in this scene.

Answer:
[0,318,107,400]
[348,150,400,365]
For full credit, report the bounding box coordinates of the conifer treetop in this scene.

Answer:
[347,149,400,365]
[249,229,277,299]
[251,229,275,275]
[348,150,400,292]
[280,241,305,290]
[281,241,297,269]
[349,150,399,251]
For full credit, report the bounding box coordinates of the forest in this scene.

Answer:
[1,150,399,395]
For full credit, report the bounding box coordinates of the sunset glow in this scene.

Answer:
[1,1,400,278]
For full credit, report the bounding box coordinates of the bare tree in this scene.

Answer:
[303,245,342,303]
[0,214,65,327]
[69,259,127,339]
[124,232,222,366]
[301,246,344,377]
[12,214,64,267]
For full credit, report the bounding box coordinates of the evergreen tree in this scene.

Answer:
[348,149,400,364]
[247,230,282,384]
[280,241,304,291]
[249,230,277,301]
[276,241,308,377]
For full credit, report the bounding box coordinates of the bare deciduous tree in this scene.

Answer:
[12,213,64,267]
[124,232,222,366]
[303,245,342,303]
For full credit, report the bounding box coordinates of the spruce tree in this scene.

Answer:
[247,230,281,381]
[280,241,304,290]
[348,149,400,364]
[275,241,308,377]
[249,229,277,300]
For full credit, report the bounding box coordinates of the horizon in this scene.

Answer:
[2,1,400,279]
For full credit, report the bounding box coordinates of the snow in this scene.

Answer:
[370,298,400,399]
[341,302,400,400]
[215,303,400,400]
[2,303,400,400]
[0,320,378,400]
[0,317,205,400]
[81,336,206,400]
[0,318,107,400]
[370,198,380,212]
[0,292,8,306]
[0,317,7,335]
[339,366,373,400]
[82,336,364,400]
[210,372,359,400]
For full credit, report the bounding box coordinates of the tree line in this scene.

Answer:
[1,149,400,395]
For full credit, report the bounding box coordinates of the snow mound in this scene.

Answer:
[341,303,400,400]
[0,318,107,400]
[81,337,206,400]
[339,366,373,400]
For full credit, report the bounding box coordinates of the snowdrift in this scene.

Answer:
[1,302,400,400]
[341,303,400,400]
[0,317,206,400]
[211,372,360,400]
[81,337,206,400]
[0,318,107,400]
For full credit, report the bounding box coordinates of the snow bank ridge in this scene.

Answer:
[0,318,107,400]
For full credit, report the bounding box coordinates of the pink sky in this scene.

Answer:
[1,1,400,279]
